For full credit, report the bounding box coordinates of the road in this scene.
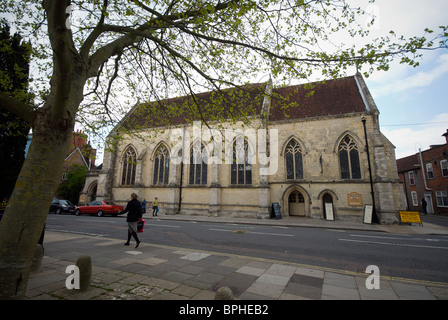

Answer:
[45,214,448,284]
[422,214,448,228]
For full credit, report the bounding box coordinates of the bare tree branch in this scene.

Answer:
[79,0,109,59]
[0,92,35,125]
[85,0,239,78]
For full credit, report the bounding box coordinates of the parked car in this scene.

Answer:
[75,200,124,217]
[49,199,75,214]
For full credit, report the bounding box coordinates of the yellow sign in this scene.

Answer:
[399,211,422,224]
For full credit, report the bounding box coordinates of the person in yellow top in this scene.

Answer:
[152,197,159,217]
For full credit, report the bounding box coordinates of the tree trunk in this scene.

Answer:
[0,110,75,298]
[0,58,86,298]
[0,0,89,296]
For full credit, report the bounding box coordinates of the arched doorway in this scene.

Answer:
[86,181,98,204]
[322,193,334,220]
[289,191,305,216]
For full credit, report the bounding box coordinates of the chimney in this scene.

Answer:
[73,131,87,149]
[443,129,448,144]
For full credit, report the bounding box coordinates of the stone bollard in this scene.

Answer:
[215,286,234,300]
[75,255,92,291]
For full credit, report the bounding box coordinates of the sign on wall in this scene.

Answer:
[347,192,363,206]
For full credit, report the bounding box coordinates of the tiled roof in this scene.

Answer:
[270,76,367,121]
[120,75,368,130]
[120,83,267,130]
[396,154,419,173]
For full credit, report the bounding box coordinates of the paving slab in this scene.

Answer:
[24,224,448,302]
[390,282,437,300]
[321,283,360,300]
[324,272,358,289]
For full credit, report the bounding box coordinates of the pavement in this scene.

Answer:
[25,213,448,301]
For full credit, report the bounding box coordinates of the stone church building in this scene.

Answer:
[80,74,405,224]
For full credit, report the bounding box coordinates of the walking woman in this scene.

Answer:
[121,193,142,248]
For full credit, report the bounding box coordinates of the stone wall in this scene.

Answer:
[86,75,406,224]
[88,112,405,224]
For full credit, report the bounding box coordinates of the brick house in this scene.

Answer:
[61,130,96,182]
[396,130,448,215]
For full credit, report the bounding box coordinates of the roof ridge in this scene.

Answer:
[116,75,369,131]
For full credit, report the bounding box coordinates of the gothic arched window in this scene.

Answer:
[285,139,303,180]
[121,147,137,185]
[189,141,208,185]
[153,144,170,185]
[339,135,361,180]
[231,138,252,185]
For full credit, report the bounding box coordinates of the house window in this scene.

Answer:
[436,191,448,207]
[62,172,68,181]
[426,163,434,179]
[153,144,169,185]
[441,160,448,177]
[339,135,361,180]
[408,171,415,185]
[189,142,208,185]
[231,138,252,185]
[411,191,418,207]
[121,147,137,185]
[285,139,303,180]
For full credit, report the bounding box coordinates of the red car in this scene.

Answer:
[75,200,124,217]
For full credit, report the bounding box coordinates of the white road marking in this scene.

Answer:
[339,238,448,250]
[209,228,294,237]
[149,224,180,228]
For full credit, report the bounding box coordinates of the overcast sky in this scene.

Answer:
[360,0,448,159]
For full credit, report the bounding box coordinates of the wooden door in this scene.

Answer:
[289,191,305,216]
